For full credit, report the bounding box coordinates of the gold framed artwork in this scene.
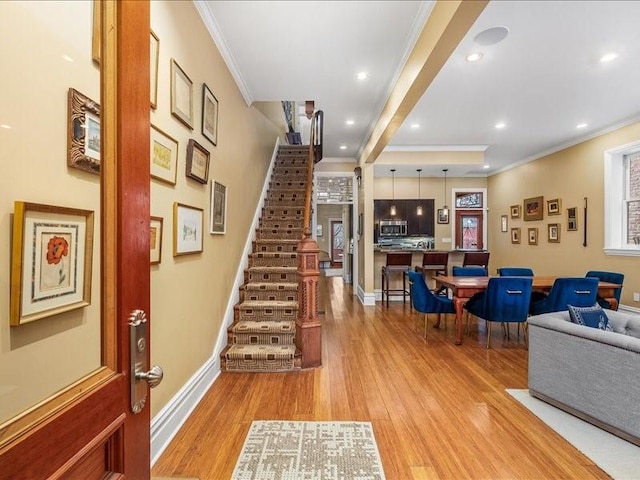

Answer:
[510,204,521,218]
[150,30,159,109]
[202,83,219,146]
[567,207,578,231]
[186,139,210,184]
[173,203,203,256]
[10,202,94,326]
[501,215,508,232]
[528,227,538,245]
[150,216,163,265]
[150,124,178,185]
[523,196,544,221]
[170,58,194,129]
[210,180,227,234]
[548,223,561,243]
[67,87,101,175]
[547,198,561,215]
[437,208,449,224]
[511,227,521,244]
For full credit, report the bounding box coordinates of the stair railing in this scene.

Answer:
[296,110,323,369]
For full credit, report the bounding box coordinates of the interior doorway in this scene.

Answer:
[330,220,344,267]
[455,210,484,250]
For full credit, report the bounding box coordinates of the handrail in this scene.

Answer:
[302,110,323,235]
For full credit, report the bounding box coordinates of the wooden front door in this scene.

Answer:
[330,220,344,267]
[0,2,151,478]
[455,210,484,250]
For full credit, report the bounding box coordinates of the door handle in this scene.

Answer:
[129,309,163,414]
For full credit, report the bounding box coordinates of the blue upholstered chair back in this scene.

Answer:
[472,277,533,323]
[498,267,534,277]
[529,277,598,315]
[452,266,488,277]
[585,270,624,306]
[407,271,454,314]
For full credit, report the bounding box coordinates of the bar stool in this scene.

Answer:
[381,252,413,307]
[462,251,490,269]
[415,252,449,291]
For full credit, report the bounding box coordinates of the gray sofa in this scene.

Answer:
[528,309,640,446]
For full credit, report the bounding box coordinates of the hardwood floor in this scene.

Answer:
[152,277,609,479]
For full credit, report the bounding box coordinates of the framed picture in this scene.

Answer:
[186,139,210,184]
[202,83,219,146]
[67,87,101,175]
[170,58,194,129]
[173,203,203,256]
[150,216,163,265]
[10,202,94,326]
[523,196,544,221]
[510,204,521,218]
[511,227,521,244]
[150,124,178,185]
[150,30,159,109]
[528,227,538,245]
[567,207,578,231]
[210,180,227,234]
[501,215,508,233]
[437,208,449,224]
[547,198,561,215]
[548,223,561,243]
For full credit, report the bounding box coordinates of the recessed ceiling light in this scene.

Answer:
[474,26,510,46]
[576,123,588,129]
[495,122,506,129]
[345,119,355,125]
[356,72,369,81]
[410,123,420,129]
[483,165,490,169]
[466,52,483,62]
[0,124,11,129]
[600,52,618,63]
[339,145,347,150]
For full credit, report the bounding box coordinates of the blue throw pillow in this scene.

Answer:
[568,304,612,331]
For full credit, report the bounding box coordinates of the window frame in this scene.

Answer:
[604,139,640,256]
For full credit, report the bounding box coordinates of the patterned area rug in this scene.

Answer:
[232,421,386,480]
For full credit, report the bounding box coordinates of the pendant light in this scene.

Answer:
[441,168,449,216]
[416,169,423,216]
[390,169,397,216]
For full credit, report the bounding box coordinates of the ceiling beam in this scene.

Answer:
[359,0,488,164]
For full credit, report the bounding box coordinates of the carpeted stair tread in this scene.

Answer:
[239,300,298,310]
[244,282,298,291]
[225,344,295,359]
[248,266,297,273]
[232,320,295,334]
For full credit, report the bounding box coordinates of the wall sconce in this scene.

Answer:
[416,168,423,216]
[390,169,397,216]
[441,168,449,217]
[354,166,362,188]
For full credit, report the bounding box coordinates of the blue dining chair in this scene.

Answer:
[452,266,488,277]
[407,270,455,338]
[498,267,548,304]
[464,277,533,348]
[529,277,598,316]
[585,270,624,310]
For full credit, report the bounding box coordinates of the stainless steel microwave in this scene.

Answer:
[379,220,407,237]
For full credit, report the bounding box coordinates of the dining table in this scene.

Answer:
[433,275,622,345]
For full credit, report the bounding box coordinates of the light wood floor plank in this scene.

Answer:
[152,278,610,479]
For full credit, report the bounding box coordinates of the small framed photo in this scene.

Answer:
[437,208,449,224]
[10,202,94,326]
[210,180,227,234]
[150,30,160,109]
[150,216,163,265]
[523,196,544,221]
[501,215,508,233]
[67,87,101,175]
[186,139,210,184]
[547,198,561,215]
[150,124,179,185]
[511,227,521,244]
[528,227,538,245]
[202,83,219,146]
[567,207,578,231]
[173,203,203,256]
[510,204,521,218]
[170,58,194,129]
[548,223,561,243]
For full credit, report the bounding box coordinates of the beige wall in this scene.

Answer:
[488,121,640,307]
[149,1,283,416]
[0,1,102,423]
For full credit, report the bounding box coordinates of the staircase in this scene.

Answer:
[221,145,310,372]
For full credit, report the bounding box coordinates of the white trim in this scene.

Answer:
[193,1,253,106]
[150,357,219,466]
[383,144,489,152]
[603,248,640,257]
[619,304,640,314]
[357,284,376,306]
[450,188,488,250]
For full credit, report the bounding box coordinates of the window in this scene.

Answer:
[455,192,483,208]
[604,140,640,255]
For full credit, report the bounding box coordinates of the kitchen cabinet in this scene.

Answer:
[374,199,435,236]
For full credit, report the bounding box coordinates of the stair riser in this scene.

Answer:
[250,256,297,268]
[275,159,309,167]
[259,221,302,229]
[267,191,306,198]
[222,358,297,372]
[272,168,308,177]
[253,242,298,253]
[264,199,306,207]
[270,181,307,189]
[241,290,298,302]
[230,332,294,345]
[257,229,303,240]
[246,271,298,283]
[235,309,297,322]
[262,207,304,217]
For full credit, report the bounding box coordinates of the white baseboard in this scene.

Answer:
[150,357,220,466]
[356,284,376,306]
[619,304,640,314]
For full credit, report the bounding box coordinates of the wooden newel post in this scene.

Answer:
[296,227,322,368]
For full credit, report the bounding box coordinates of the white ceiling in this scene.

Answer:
[197,0,640,178]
